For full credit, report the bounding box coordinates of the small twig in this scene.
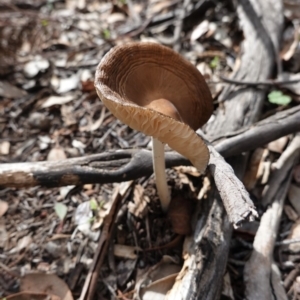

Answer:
[214,105,300,158]
[173,0,190,52]
[262,133,300,206]
[79,188,123,300]
[276,238,300,247]
[244,173,292,300]
[219,74,300,87]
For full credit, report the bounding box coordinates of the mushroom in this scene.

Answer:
[94,42,213,212]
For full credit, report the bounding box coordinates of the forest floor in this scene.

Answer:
[0,0,300,299]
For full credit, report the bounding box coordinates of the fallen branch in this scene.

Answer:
[1,105,299,189]
[244,174,292,299]
[79,184,131,300]
[219,74,300,87]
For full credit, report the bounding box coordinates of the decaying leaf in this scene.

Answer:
[20,273,73,300]
[197,176,211,199]
[0,220,8,248]
[47,146,67,161]
[268,136,289,153]
[61,105,77,127]
[128,184,148,218]
[41,95,75,108]
[0,81,27,98]
[24,57,50,78]
[168,197,195,235]
[137,257,181,300]
[141,273,179,300]
[0,141,10,155]
[0,200,8,217]
[54,202,68,221]
[6,291,60,300]
[284,204,298,222]
[52,73,80,94]
[243,148,268,190]
[285,220,300,253]
[114,244,141,259]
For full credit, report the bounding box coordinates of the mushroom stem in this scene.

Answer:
[152,137,171,212]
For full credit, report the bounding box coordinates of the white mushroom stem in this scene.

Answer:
[152,137,171,212]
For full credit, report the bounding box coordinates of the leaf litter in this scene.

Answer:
[0,0,300,299]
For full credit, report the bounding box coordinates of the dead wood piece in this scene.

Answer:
[244,174,291,300]
[214,105,300,157]
[1,105,299,190]
[262,133,300,206]
[208,145,258,227]
[219,74,300,87]
[79,187,123,300]
[166,188,232,300]
[0,150,188,188]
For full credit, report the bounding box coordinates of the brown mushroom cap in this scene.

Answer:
[94,42,213,173]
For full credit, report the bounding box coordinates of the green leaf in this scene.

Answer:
[210,56,220,69]
[102,29,111,39]
[268,91,292,106]
[54,202,68,221]
[90,198,98,211]
[41,19,49,27]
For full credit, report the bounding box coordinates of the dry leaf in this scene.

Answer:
[61,105,77,126]
[20,273,73,300]
[0,220,8,248]
[243,148,267,190]
[114,244,141,259]
[0,81,27,98]
[267,136,289,153]
[41,95,74,108]
[281,24,299,61]
[9,235,32,254]
[284,204,299,222]
[6,291,61,300]
[168,197,195,235]
[118,180,134,196]
[190,20,209,42]
[141,273,179,300]
[128,184,148,218]
[24,57,50,78]
[139,260,181,300]
[47,146,67,161]
[52,74,80,94]
[285,220,300,252]
[0,141,10,155]
[198,176,211,199]
[0,200,8,217]
[174,166,200,177]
